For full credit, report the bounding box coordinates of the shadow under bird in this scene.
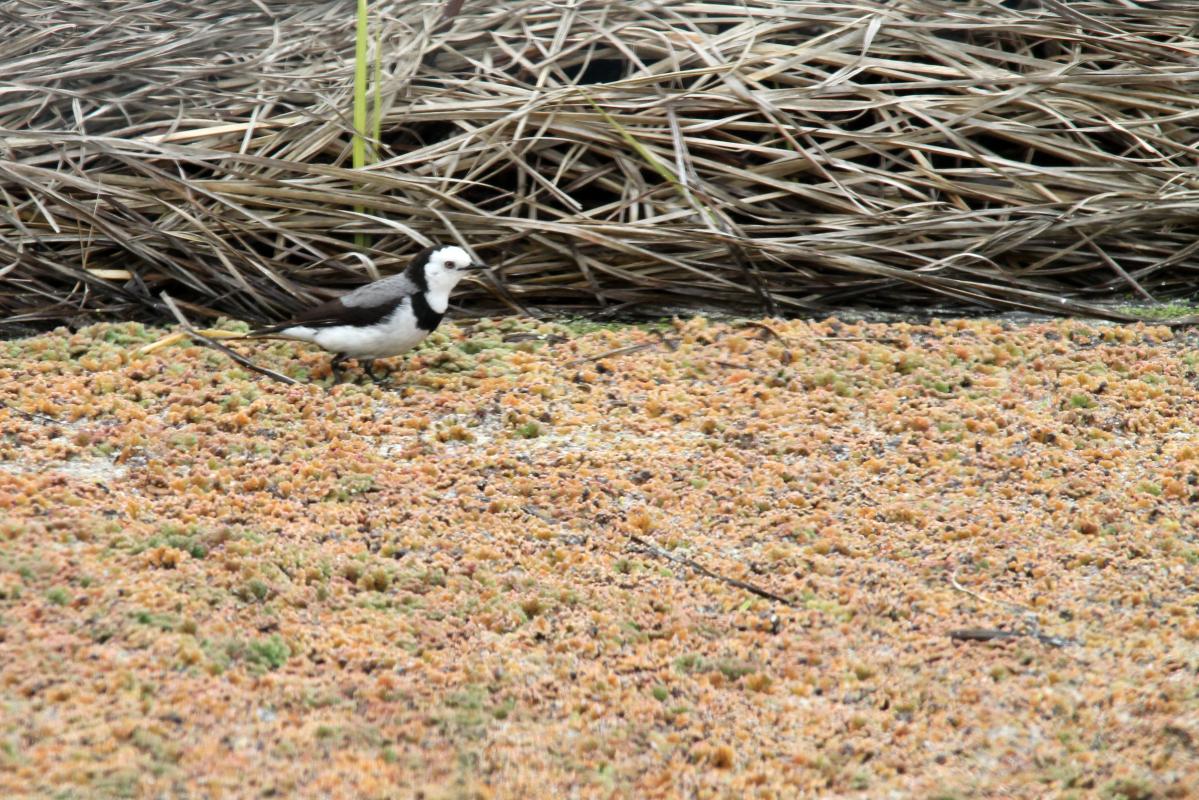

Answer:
[247,245,487,382]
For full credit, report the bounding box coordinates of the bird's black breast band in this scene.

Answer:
[410,292,444,332]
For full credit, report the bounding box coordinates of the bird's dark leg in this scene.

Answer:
[330,353,349,384]
[360,359,384,384]
[370,361,396,385]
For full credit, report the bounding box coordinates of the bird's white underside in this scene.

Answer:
[280,289,450,359]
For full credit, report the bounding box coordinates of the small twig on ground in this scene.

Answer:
[949,624,1074,649]
[564,333,679,367]
[140,328,246,355]
[813,336,904,344]
[740,320,786,341]
[502,333,568,345]
[1,400,60,426]
[950,571,1033,613]
[1025,627,1075,649]
[949,628,1023,643]
[949,571,1075,648]
[566,341,660,367]
[627,533,795,607]
[741,321,901,345]
[522,505,557,525]
[159,292,300,386]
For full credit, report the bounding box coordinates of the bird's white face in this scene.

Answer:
[423,245,482,297]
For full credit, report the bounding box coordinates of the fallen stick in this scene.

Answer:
[948,628,1023,643]
[627,533,795,607]
[139,328,246,355]
[564,332,679,367]
[948,572,1074,648]
[949,625,1074,649]
[1,400,60,426]
[564,341,660,367]
[158,292,300,386]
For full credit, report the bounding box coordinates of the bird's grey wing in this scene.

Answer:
[340,273,419,308]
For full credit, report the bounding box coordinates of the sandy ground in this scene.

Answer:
[1,316,1197,799]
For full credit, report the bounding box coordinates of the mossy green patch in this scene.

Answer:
[1115,301,1199,321]
[45,587,70,606]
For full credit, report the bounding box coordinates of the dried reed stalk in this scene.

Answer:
[3,0,1199,327]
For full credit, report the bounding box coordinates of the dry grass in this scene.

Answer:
[3,0,1199,326]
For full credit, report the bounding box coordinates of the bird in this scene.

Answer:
[246,244,487,382]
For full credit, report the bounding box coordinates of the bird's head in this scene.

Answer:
[412,244,488,295]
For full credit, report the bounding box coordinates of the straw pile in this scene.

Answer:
[3,0,1199,327]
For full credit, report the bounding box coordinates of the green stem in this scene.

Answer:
[353,0,370,249]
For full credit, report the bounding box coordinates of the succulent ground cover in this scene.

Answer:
[1,316,1197,798]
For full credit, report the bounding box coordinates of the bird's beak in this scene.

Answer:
[466,261,489,272]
